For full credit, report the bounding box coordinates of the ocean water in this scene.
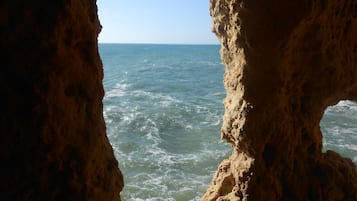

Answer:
[100,44,231,201]
[99,44,357,201]
[321,100,357,163]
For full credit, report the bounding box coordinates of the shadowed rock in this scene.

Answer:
[0,1,123,200]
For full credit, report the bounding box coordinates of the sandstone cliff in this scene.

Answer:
[2,0,357,200]
[0,1,123,200]
[203,0,357,200]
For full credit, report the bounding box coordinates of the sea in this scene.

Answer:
[99,43,357,201]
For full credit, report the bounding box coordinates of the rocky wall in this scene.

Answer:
[0,0,123,200]
[203,0,357,200]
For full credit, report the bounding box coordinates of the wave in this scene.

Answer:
[116,140,229,201]
[100,44,229,200]
[105,83,130,98]
[324,100,357,114]
[103,87,230,200]
[321,100,357,164]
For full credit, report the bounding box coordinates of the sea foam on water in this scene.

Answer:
[100,44,357,201]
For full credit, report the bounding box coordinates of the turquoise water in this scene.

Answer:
[99,44,357,200]
[321,100,357,163]
[100,44,231,201]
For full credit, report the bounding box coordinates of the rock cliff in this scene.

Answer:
[203,0,357,200]
[2,0,357,200]
[0,0,123,200]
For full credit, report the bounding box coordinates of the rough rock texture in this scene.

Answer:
[203,0,357,200]
[0,1,123,200]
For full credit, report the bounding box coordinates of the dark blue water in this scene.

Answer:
[99,44,357,201]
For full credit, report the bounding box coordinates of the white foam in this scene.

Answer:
[353,156,357,164]
[185,125,193,129]
[127,198,176,201]
[122,112,138,124]
[105,83,130,98]
[335,143,357,151]
[325,100,357,114]
[132,90,181,106]
[336,100,356,107]
[103,91,229,201]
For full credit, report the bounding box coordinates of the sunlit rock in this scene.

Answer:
[203,0,357,200]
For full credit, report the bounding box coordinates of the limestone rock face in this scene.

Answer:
[0,1,123,200]
[203,0,357,200]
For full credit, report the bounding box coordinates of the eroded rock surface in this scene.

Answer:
[0,1,123,200]
[203,0,357,200]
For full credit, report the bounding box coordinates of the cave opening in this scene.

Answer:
[96,1,231,200]
[320,100,357,164]
[3,0,357,200]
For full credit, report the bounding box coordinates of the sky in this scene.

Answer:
[97,0,219,44]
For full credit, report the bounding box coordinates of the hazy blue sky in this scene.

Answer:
[97,0,219,44]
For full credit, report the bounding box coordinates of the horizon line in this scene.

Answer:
[98,42,221,46]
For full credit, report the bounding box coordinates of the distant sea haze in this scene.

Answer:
[99,43,357,201]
